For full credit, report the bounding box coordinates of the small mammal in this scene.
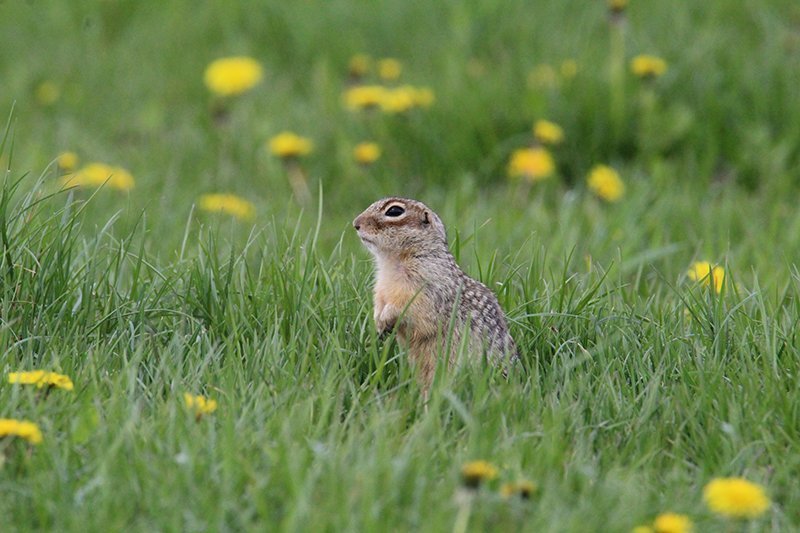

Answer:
[353,197,517,389]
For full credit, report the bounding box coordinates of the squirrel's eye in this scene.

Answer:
[385,205,405,217]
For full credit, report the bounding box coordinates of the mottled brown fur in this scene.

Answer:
[353,197,517,389]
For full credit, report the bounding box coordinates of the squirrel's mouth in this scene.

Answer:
[357,233,376,245]
[357,233,380,251]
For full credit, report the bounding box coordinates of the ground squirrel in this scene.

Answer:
[353,197,517,389]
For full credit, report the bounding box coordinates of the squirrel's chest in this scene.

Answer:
[374,262,418,306]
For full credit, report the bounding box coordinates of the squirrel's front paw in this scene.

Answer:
[375,306,399,339]
[376,316,396,339]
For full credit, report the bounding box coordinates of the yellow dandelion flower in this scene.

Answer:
[61,162,135,192]
[632,527,654,533]
[703,477,770,519]
[652,513,692,533]
[198,193,255,221]
[353,142,381,165]
[507,147,555,182]
[348,53,371,78]
[344,85,388,110]
[203,56,264,97]
[35,81,60,106]
[587,164,625,202]
[0,418,43,445]
[631,55,668,79]
[460,460,498,488]
[560,59,578,80]
[687,261,725,293]
[57,151,79,171]
[378,58,402,81]
[184,393,218,417]
[500,480,537,499]
[268,131,313,159]
[380,86,417,114]
[376,86,435,113]
[8,370,74,391]
[533,119,564,145]
[608,0,628,13]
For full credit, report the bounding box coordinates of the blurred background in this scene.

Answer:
[1,0,799,272]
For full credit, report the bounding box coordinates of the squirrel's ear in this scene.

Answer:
[421,211,430,225]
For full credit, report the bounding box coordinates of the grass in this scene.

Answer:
[1,0,800,531]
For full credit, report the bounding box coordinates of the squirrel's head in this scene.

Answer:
[353,197,448,258]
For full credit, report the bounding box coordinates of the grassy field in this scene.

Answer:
[1,1,800,531]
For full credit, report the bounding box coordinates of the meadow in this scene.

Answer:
[1,1,800,531]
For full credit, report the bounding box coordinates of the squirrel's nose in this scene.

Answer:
[353,216,361,231]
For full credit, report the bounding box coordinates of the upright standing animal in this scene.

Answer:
[353,197,517,389]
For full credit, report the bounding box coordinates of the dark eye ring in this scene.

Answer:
[385,205,405,217]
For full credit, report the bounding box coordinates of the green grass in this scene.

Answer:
[1,0,800,531]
